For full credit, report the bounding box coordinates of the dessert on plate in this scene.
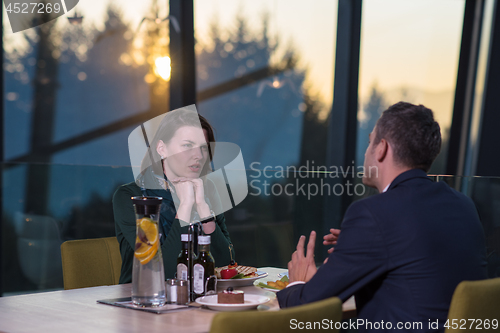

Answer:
[217,287,244,304]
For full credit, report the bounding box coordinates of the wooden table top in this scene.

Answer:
[0,267,356,333]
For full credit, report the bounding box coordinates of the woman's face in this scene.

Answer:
[157,126,209,179]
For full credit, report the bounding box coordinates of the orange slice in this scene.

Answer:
[138,218,159,245]
[138,241,158,265]
[134,237,156,258]
[134,218,159,264]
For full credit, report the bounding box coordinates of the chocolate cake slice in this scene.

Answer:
[217,287,244,304]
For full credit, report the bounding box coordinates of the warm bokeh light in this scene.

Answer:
[154,56,171,81]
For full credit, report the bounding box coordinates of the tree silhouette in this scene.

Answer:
[130,0,170,114]
[356,83,386,165]
[196,13,306,169]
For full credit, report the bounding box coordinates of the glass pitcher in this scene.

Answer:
[131,196,166,307]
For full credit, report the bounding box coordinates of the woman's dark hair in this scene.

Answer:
[374,102,441,172]
[155,112,215,149]
[141,110,215,179]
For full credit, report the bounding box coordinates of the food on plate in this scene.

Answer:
[217,287,244,304]
[215,265,258,279]
[235,265,257,277]
[256,275,289,290]
[228,259,238,269]
[216,247,258,279]
[220,268,238,279]
[267,280,289,289]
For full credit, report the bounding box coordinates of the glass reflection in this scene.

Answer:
[194,0,337,170]
[356,0,466,174]
[2,0,171,295]
[194,1,338,263]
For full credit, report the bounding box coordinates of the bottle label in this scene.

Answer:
[193,263,205,294]
[177,263,188,281]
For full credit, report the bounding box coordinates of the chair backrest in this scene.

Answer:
[61,237,122,290]
[209,296,342,333]
[445,278,500,332]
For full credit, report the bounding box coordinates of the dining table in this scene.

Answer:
[0,267,356,333]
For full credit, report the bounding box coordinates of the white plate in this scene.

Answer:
[195,294,270,311]
[217,271,268,288]
[254,285,280,293]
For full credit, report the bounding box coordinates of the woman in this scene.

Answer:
[113,110,234,283]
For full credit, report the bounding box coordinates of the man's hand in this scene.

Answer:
[288,231,317,283]
[323,228,341,254]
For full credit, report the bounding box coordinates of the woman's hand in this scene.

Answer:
[171,178,195,222]
[189,178,206,206]
[172,177,215,233]
[189,178,217,234]
[171,178,195,206]
[183,178,210,218]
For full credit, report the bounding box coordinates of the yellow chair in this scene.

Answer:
[210,296,342,333]
[61,237,122,290]
[446,278,500,332]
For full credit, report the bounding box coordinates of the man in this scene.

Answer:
[278,102,487,332]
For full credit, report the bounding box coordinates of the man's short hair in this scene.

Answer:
[374,102,441,172]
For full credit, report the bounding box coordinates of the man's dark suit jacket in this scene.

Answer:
[278,169,487,332]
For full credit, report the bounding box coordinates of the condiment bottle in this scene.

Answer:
[193,235,215,299]
[177,234,193,281]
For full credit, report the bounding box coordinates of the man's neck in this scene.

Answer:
[377,166,412,193]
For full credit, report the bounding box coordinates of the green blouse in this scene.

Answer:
[113,181,234,283]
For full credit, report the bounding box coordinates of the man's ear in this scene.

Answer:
[376,139,388,162]
[156,140,166,158]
